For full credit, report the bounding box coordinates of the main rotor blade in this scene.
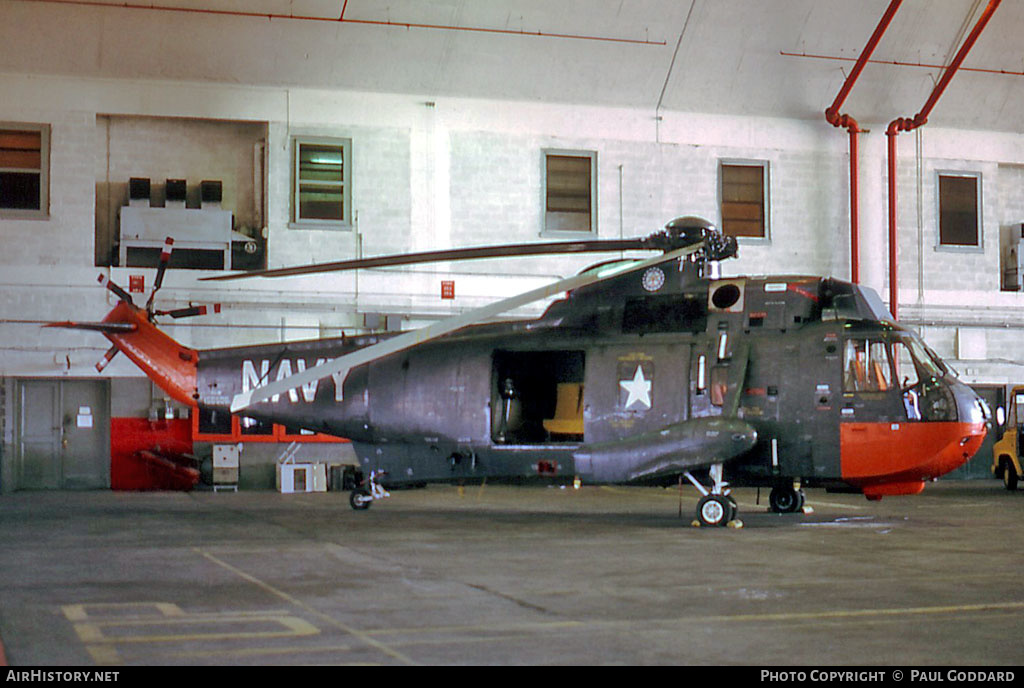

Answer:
[230,241,703,413]
[45,321,138,334]
[202,238,650,282]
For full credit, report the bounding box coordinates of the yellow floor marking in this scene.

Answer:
[72,614,318,644]
[194,547,417,666]
[85,645,121,666]
[62,602,185,622]
[158,643,355,660]
[361,600,1024,639]
[693,600,1024,624]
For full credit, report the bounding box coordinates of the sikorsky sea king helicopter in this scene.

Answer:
[54,217,990,526]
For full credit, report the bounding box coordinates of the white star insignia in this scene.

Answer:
[620,365,652,410]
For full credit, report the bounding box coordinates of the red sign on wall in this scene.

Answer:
[441,280,455,300]
[129,275,145,293]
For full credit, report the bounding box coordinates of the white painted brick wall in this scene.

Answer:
[3,75,1024,385]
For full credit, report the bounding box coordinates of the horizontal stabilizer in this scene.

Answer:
[45,321,138,334]
[574,417,757,483]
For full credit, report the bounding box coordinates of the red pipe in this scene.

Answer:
[824,0,903,126]
[885,0,1001,320]
[783,51,1024,79]
[825,0,902,285]
[15,0,666,46]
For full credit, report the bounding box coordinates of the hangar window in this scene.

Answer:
[292,137,352,228]
[543,150,596,234]
[937,172,980,248]
[719,161,768,239]
[0,123,49,218]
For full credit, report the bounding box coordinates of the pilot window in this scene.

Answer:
[843,339,894,392]
[892,341,921,389]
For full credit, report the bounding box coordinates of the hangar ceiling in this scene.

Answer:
[3,0,1024,132]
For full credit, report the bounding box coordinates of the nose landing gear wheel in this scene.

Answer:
[697,494,735,527]
[769,486,805,513]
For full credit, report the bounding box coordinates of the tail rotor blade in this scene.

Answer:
[97,274,134,305]
[95,346,119,373]
[155,303,221,319]
[146,237,175,317]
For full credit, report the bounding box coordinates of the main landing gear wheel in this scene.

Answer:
[349,488,373,510]
[769,486,805,513]
[697,494,735,527]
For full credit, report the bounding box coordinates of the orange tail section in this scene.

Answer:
[101,301,199,406]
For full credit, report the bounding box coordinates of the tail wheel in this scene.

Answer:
[349,488,373,510]
[697,495,734,527]
[1002,460,1019,491]
[769,486,805,513]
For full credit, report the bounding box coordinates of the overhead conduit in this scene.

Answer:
[885,0,1001,321]
[14,0,666,46]
[824,0,904,286]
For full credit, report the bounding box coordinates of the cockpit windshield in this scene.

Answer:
[843,333,949,394]
[899,335,947,380]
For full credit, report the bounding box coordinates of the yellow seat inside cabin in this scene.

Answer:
[543,382,584,436]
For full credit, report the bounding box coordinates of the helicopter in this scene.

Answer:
[54,217,990,527]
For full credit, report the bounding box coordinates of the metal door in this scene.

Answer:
[17,379,110,490]
[17,380,61,489]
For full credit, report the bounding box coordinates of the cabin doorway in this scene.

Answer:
[491,350,585,444]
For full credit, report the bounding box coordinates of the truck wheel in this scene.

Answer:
[1003,461,1019,491]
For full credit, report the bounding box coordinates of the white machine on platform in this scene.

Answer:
[212,443,240,492]
[276,442,328,494]
[120,205,234,269]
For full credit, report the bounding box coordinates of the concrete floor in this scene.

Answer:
[0,480,1021,666]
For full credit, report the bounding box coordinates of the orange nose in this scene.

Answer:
[841,421,988,498]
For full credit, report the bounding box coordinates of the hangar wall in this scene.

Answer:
[2,71,1023,489]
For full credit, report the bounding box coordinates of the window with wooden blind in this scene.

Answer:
[938,172,981,248]
[0,123,49,218]
[720,161,767,239]
[544,150,596,234]
[292,136,351,228]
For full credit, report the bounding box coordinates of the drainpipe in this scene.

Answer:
[825,0,903,285]
[885,0,1001,320]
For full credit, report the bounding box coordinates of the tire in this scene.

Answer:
[1002,460,1019,491]
[769,486,803,513]
[697,495,733,527]
[349,488,373,510]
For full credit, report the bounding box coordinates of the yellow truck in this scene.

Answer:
[993,386,1024,490]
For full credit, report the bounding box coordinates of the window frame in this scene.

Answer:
[935,170,983,252]
[718,159,770,242]
[290,135,352,230]
[542,148,597,237]
[0,122,50,220]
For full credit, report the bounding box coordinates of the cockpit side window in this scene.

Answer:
[892,341,921,390]
[843,339,894,392]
